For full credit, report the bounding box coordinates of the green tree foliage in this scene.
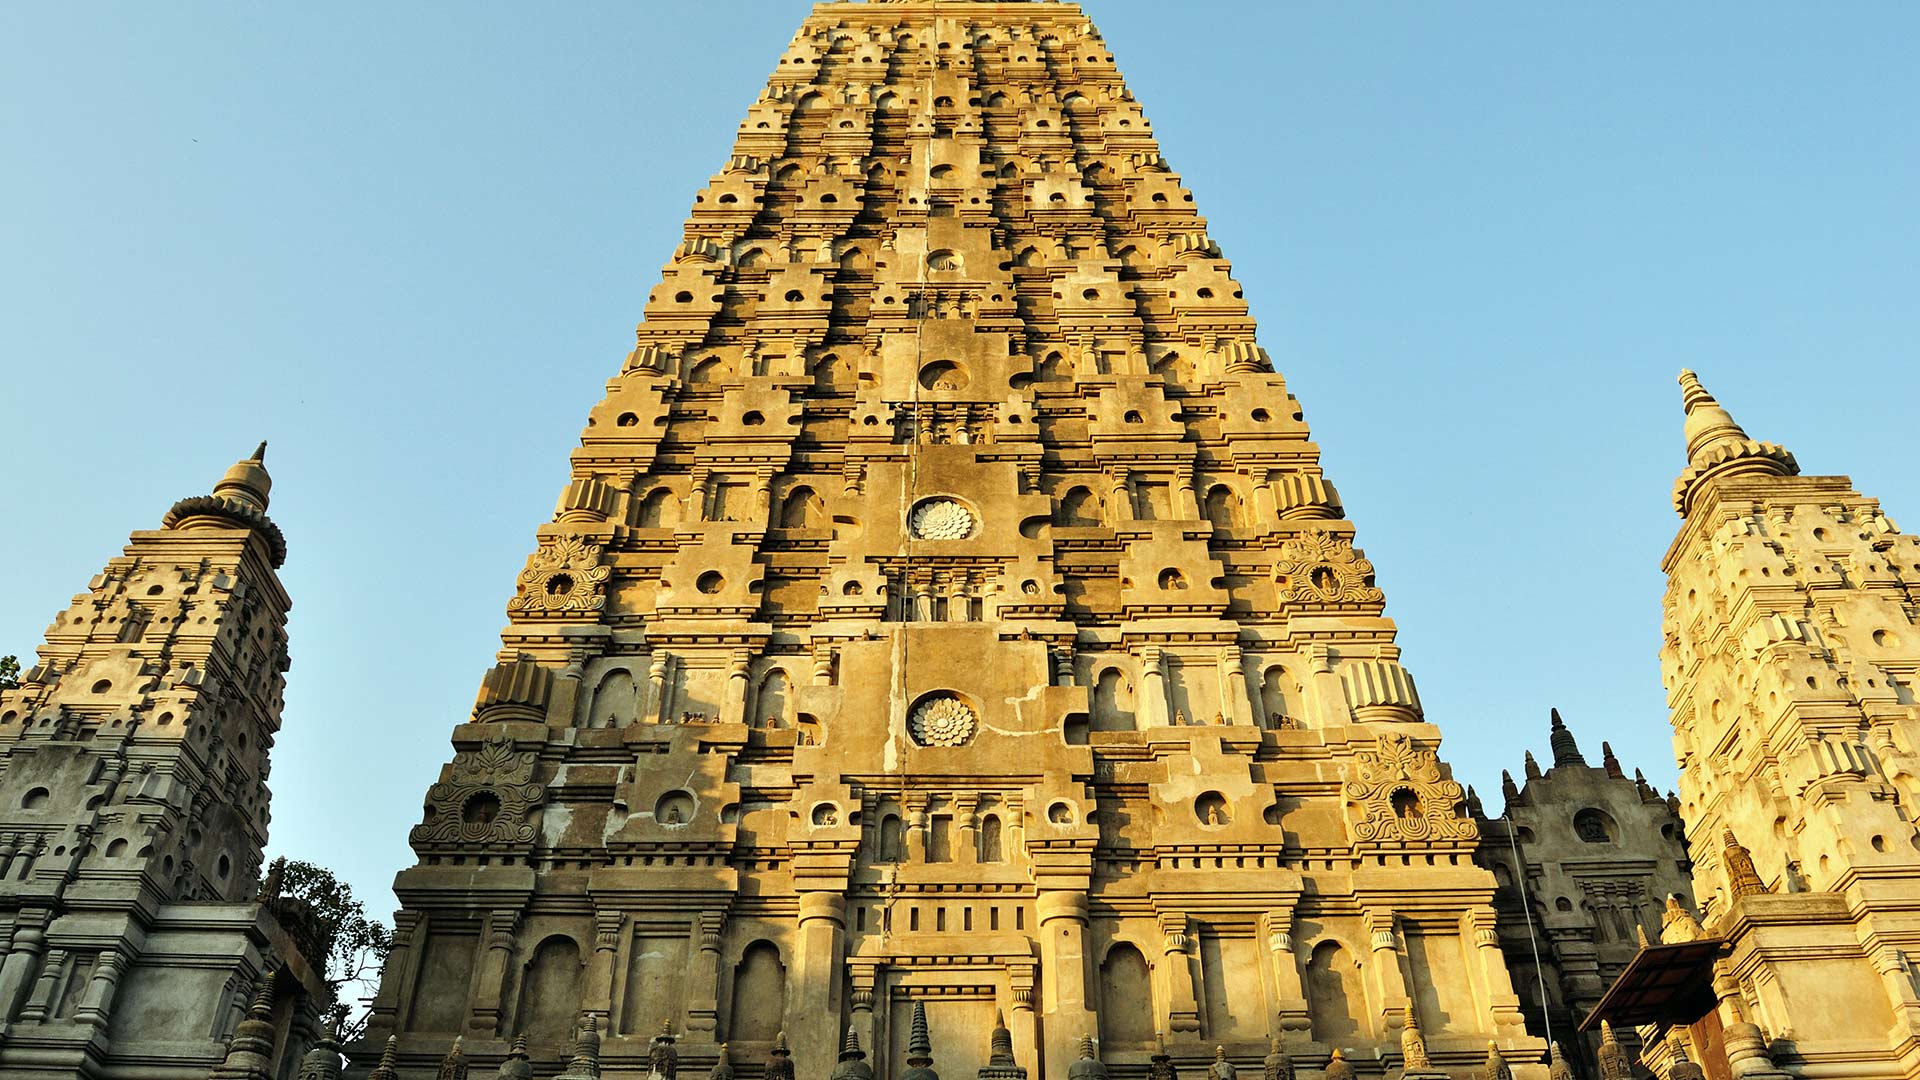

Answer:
[270,858,393,1039]
[0,655,19,690]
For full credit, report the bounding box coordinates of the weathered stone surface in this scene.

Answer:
[350,3,1545,1078]
[0,445,328,1076]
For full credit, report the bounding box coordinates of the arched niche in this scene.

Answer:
[1092,668,1136,731]
[756,669,792,728]
[1057,486,1103,527]
[1204,484,1242,529]
[877,814,904,863]
[1260,665,1300,729]
[517,935,584,1046]
[1306,940,1366,1042]
[634,487,678,528]
[1098,942,1155,1046]
[979,814,1004,862]
[728,940,787,1043]
[779,486,823,529]
[590,669,639,728]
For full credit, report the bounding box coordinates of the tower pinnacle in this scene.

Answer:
[1548,707,1585,767]
[214,440,273,512]
[1672,370,1796,515]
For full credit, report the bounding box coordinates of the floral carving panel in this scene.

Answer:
[510,535,612,614]
[1273,528,1384,605]
[1343,732,1476,845]
[411,733,544,849]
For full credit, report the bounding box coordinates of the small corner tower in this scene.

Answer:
[0,446,327,1073]
[1659,371,1920,1076]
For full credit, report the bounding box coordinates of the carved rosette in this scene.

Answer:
[1343,732,1476,845]
[411,733,543,848]
[907,694,977,747]
[909,499,976,540]
[510,535,612,614]
[1272,529,1383,604]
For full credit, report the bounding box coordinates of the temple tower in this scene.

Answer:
[1656,371,1920,1076]
[356,4,1543,1078]
[0,446,327,1076]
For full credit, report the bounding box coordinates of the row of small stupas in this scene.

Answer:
[341,1004,1645,1080]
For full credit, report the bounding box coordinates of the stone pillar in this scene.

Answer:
[552,646,587,728]
[1307,645,1348,728]
[466,908,518,1037]
[1220,645,1255,726]
[754,469,775,526]
[1175,465,1200,520]
[1108,469,1132,525]
[1159,912,1202,1033]
[17,946,65,1024]
[1051,646,1074,687]
[848,959,880,1065]
[1466,909,1527,1035]
[73,948,126,1029]
[724,650,752,725]
[813,648,835,686]
[1037,891,1097,1071]
[1261,909,1311,1035]
[1139,646,1172,728]
[1008,959,1041,1077]
[1362,909,1410,1036]
[956,795,980,865]
[584,910,625,1030]
[905,796,929,863]
[690,468,714,521]
[648,653,673,723]
[0,834,17,879]
[689,911,725,1035]
[364,909,420,1040]
[792,891,848,1078]
[1871,947,1920,1034]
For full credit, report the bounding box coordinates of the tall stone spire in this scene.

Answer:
[1069,1036,1110,1080]
[902,1001,939,1080]
[1548,707,1585,767]
[831,1027,872,1080]
[495,1037,533,1080]
[209,980,280,1080]
[1599,740,1624,779]
[1672,369,1796,514]
[294,1025,344,1080]
[977,1011,1027,1080]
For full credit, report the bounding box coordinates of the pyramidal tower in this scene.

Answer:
[1651,372,1920,1074]
[358,4,1541,1076]
[0,446,329,1074]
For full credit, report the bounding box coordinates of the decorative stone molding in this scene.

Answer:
[1339,659,1423,722]
[1344,732,1475,845]
[1274,529,1382,605]
[511,536,612,614]
[410,733,543,848]
[473,660,553,723]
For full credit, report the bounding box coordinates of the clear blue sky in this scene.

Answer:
[3,3,1916,917]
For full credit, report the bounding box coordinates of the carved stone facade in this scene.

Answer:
[350,3,1543,1078]
[1648,372,1920,1078]
[1472,712,1694,1080]
[0,446,328,1076]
